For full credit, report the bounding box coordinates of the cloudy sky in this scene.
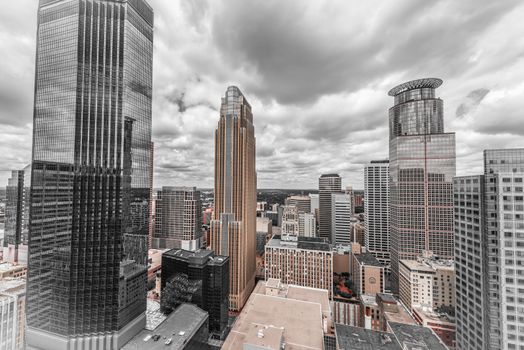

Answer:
[1,0,524,189]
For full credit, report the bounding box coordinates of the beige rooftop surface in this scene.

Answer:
[222,282,326,350]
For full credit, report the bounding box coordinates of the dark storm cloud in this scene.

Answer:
[210,0,520,105]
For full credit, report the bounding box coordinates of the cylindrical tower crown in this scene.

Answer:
[388,78,444,140]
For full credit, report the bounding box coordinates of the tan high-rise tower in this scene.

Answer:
[210,86,257,311]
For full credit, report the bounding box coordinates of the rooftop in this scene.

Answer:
[388,78,443,96]
[399,260,435,273]
[0,278,26,295]
[355,253,384,267]
[320,173,340,178]
[222,281,329,350]
[267,235,332,252]
[388,322,449,350]
[400,258,454,273]
[122,303,208,350]
[377,293,397,304]
[413,307,455,325]
[335,324,401,350]
[163,248,228,266]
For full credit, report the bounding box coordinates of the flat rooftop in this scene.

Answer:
[377,293,397,304]
[399,260,435,273]
[389,322,449,350]
[163,248,228,266]
[267,235,332,252]
[122,303,208,350]
[355,253,383,267]
[335,324,401,350]
[222,281,327,350]
[413,307,455,324]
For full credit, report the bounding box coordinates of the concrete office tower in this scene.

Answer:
[265,235,334,297]
[298,213,316,237]
[26,1,154,348]
[388,78,456,293]
[285,195,311,214]
[331,192,352,245]
[0,279,26,350]
[309,193,319,213]
[345,186,355,214]
[3,165,31,264]
[364,160,390,270]
[281,205,299,236]
[454,175,486,350]
[210,86,257,311]
[454,149,524,350]
[484,149,524,350]
[153,187,202,251]
[319,174,342,242]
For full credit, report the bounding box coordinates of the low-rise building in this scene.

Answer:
[413,307,456,349]
[352,253,385,297]
[335,322,450,350]
[222,279,332,350]
[122,303,209,350]
[399,258,455,311]
[0,263,27,280]
[0,278,26,350]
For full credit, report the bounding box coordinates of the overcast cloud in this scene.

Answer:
[1,0,524,189]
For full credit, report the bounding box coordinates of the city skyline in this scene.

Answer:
[2,1,524,189]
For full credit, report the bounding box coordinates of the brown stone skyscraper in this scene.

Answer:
[210,86,257,311]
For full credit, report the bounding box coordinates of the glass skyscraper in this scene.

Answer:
[388,78,456,293]
[210,86,257,311]
[26,1,153,349]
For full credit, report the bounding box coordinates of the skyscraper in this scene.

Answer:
[364,160,390,270]
[3,165,31,264]
[388,78,456,293]
[153,186,203,251]
[319,174,342,242]
[331,192,352,245]
[26,1,153,348]
[210,86,256,311]
[454,149,524,350]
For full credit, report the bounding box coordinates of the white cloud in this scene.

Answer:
[1,0,524,189]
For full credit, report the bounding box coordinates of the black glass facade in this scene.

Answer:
[161,249,230,337]
[26,0,153,345]
[388,79,456,293]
